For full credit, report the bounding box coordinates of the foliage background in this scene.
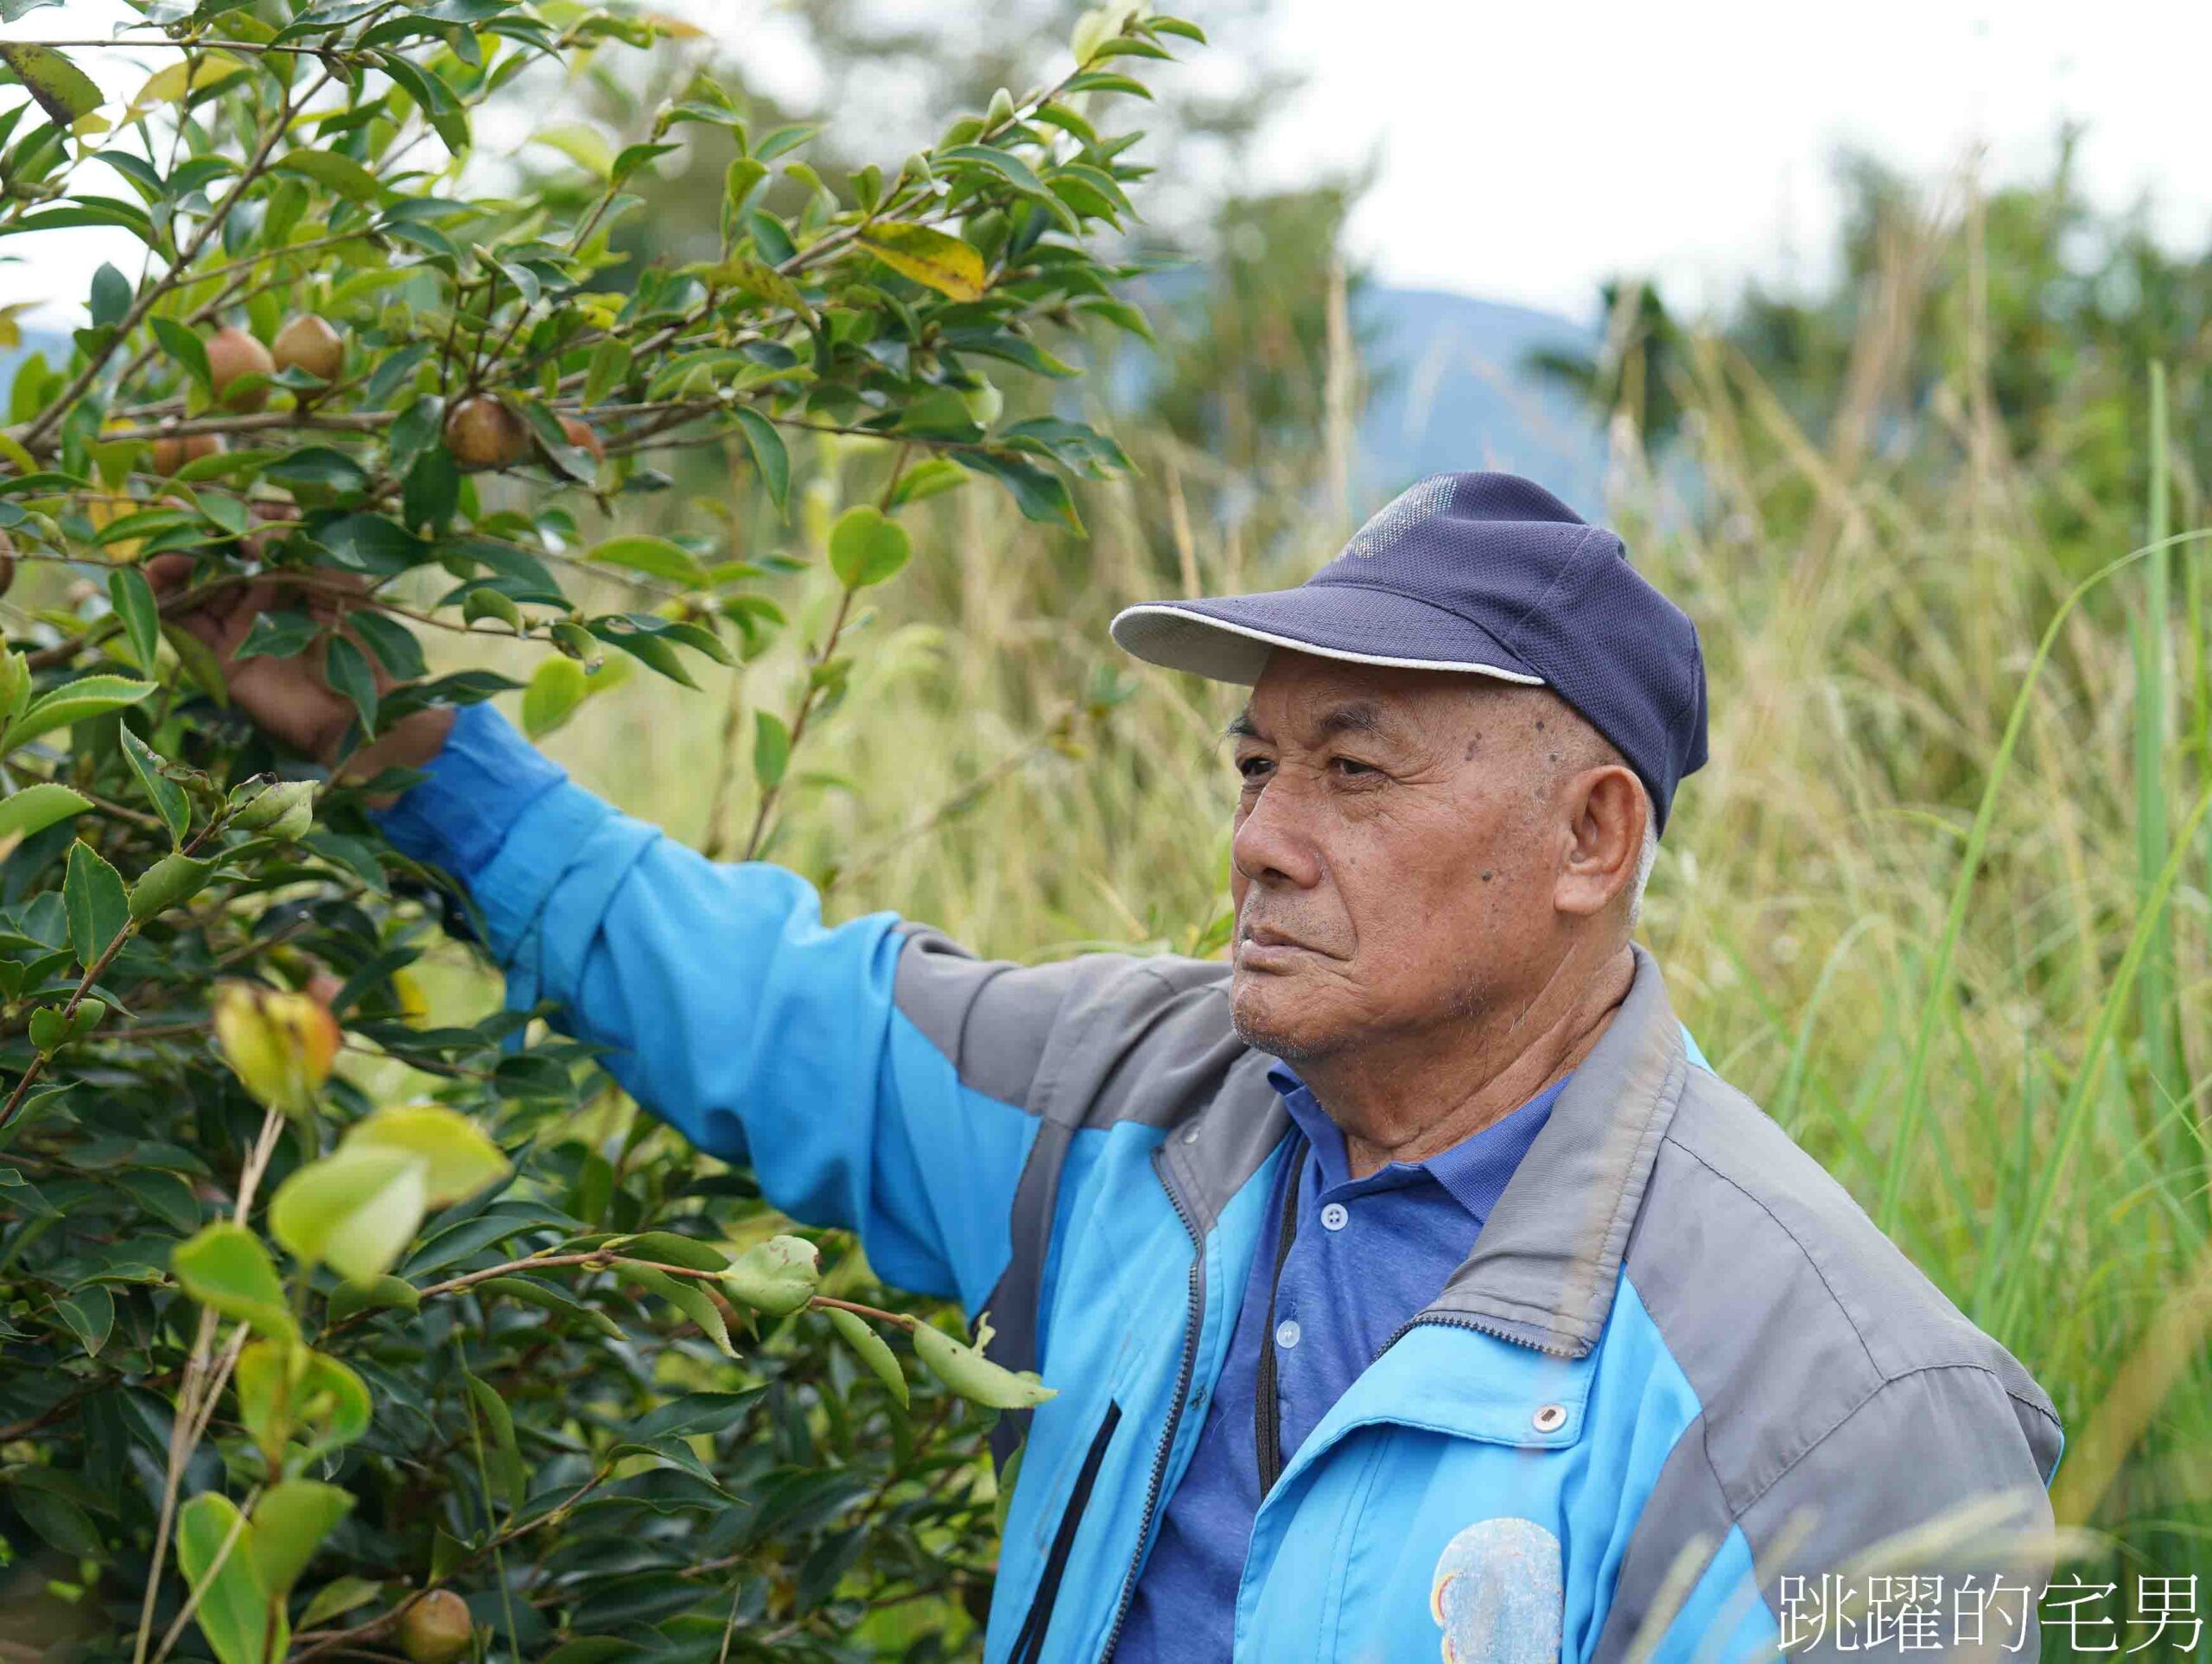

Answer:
[1,3,2210,1661]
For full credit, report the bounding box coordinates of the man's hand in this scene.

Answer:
[145,553,454,802]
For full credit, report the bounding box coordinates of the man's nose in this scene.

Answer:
[1231,773,1325,890]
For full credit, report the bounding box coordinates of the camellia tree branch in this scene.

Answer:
[0,0,1195,1656]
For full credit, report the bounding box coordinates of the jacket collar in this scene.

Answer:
[1421,941,1691,1357]
[1160,943,1689,1360]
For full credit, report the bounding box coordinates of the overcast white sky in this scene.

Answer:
[5,1,2208,326]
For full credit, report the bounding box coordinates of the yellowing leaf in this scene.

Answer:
[270,1146,428,1286]
[860,222,988,302]
[531,122,615,179]
[128,53,245,117]
[342,1104,510,1208]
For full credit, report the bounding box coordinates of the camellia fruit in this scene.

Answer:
[272,312,345,382]
[444,395,529,470]
[397,1590,473,1664]
[558,414,604,460]
[149,427,224,476]
[0,529,13,599]
[206,325,275,412]
[211,980,340,1115]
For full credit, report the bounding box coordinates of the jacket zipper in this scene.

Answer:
[1096,1162,1205,1661]
[1012,1400,1123,1664]
[1376,1309,1579,1362]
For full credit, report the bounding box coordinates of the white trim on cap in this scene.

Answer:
[1109,602,1548,684]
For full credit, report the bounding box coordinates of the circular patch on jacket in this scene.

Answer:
[1429,1516,1565,1663]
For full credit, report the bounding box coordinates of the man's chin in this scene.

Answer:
[1229,980,1339,1067]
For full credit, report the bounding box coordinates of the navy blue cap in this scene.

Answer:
[1109,471,1708,832]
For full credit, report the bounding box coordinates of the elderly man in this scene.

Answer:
[174,472,2060,1661]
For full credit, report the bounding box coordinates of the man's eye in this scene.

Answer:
[1236,756,1273,783]
[1331,757,1379,778]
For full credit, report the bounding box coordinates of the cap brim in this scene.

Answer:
[1109,588,1546,688]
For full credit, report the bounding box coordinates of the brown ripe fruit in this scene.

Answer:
[149,428,224,476]
[444,395,529,471]
[558,415,604,460]
[272,313,344,383]
[397,1591,473,1664]
[206,326,274,412]
[0,529,14,600]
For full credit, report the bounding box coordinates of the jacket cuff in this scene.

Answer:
[368,700,567,883]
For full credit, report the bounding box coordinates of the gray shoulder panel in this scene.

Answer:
[1605,1066,2061,1652]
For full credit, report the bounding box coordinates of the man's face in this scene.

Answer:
[1225,651,1583,1064]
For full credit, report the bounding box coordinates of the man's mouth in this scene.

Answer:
[1237,924,1329,968]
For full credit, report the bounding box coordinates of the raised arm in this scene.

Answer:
[371,701,1089,1306]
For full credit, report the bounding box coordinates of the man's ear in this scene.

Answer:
[1555,765,1644,920]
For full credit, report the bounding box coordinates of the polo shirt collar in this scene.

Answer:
[1265,1060,1570,1229]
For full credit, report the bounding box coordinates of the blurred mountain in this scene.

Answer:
[1352,285,1604,511]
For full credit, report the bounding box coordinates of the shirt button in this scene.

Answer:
[1319,1202,1349,1232]
[1274,1318,1302,1350]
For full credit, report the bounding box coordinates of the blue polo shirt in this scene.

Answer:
[1112,1062,1566,1662]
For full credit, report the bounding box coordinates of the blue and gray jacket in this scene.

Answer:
[385,705,2064,1662]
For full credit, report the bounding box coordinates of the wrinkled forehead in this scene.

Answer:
[1236,648,1549,745]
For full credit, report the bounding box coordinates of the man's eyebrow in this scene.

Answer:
[1224,709,1260,741]
[1318,702,1385,736]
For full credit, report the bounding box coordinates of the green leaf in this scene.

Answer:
[532,122,614,178]
[270,1146,429,1285]
[264,447,371,492]
[176,1492,283,1664]
[64,839,127,970]
[235,1342,372,1464]
[619,1261,739,1359]
[827,505,913,589]
[956,448,1084,530]
[828,1308,907,1405]
[150,315,212,391]
[11,1479,102,1559]
[910,1310,1056,1408]
[27,1006,68,1053]
[342,1103,510,1207]
[323,634,378,733]
[716,1233,817,1316]
[3,674,155,750]
[272,149,384,203]
[583,339,632,406]
[464,1369,528,1507]
[108,565,161,672]
[586,534,707,587]
[752,710,790,790]
[172,1223,296,1341]
[129,851,214,921]
[296,1577,381,1632]
[250,1481,353,1597]
[324,1273,421,1324]
[54,1281,113,1356]
[522,654,588,740]
[0,782,90,842]
[0,43,101,127]
[89,262,130,329]
[859,222,988,302]
[122,727,190,845]
[475,1273,623,1337]
[731,407,788,511]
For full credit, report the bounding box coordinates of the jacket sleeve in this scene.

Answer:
[1611,1363,2061,1661]
[371,700,1095,1312]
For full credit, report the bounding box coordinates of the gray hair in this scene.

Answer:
[1626,787,1658,930]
